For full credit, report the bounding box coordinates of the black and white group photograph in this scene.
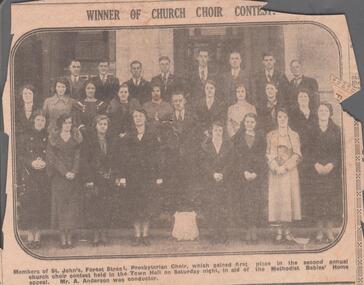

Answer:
[12,23,344,257]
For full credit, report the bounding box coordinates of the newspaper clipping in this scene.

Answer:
[1,0,363,284]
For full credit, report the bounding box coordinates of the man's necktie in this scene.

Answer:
[201,70,206,82]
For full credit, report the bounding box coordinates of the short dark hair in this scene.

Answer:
[53,77,70,96]
[275,107,289,121]
[56,113,73,130]
[262,52,275,59]
[159,56,171,63]
[118,83,129,93]
[130,60,142,68]
[151,82,162,91]
[198,47,209,55]
[205,79,216,89]
[31,109,48,129]
[212,120,224,129]
[290,59,302,66]
[68,58,81,66]
[20,84,35,97]
[98,59,110,65]
[319,102,334,117]
[171,89,185,98]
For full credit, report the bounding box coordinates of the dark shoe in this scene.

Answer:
[61,243,68,249]
[142,237,151,246]
[131,237,143,247]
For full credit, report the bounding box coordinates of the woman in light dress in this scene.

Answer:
[266,108,302,243]
[227,83,256,138]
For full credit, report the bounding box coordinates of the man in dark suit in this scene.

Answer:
[188,48,218,102]
[124,60,151,105]
[221,51,252,106]
[287,59,319,112]
[253,52,289,109]
[162,91,198,212]
[66,59,86,100]
[151,56,177,103]
[91,60,120,103]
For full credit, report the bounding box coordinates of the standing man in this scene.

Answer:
[151,56,177,103]
[91,60,120,103]
[189,48,218,102]
[253,52,289,108]
[124,60,151,105]
[162,90,198,213]
[287,59,319,112]
[66,59,85,100]
[221,51,251,106]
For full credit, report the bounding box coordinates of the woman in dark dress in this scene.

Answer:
[308,103,342,243]
[290,89,317,221]
[74,80,107,134]
[257,83,282,134]
[16,84,39,137]
[113,108,163,246]
[107,83,141,138]
[233,113,266,243]
[46,113,83,248]
[18,110,49,249]
[82,115,113,246]
[199,120,233,243]
[194,80,227,139]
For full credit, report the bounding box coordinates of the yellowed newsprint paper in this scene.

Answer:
[1,0,363,284]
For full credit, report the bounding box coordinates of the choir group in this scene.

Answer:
[15,49,342,250]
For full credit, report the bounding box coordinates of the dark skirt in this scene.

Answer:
[83,177,113,229]
[19,169,51,230]
[201,183,229,234]
[125,182,159,222]
[309,173,343,222]
[238,180,261,227]
[50,173,80,230]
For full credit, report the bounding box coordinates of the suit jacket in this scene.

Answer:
[221,69,252,106]
[253,69,289,108]
[287,75,319,113]
[151,73,178,102]
[91,74,120,103]
[194,97,227,134]
[124,78,151,105]
[188,67,219,102]
[66,76,86,100]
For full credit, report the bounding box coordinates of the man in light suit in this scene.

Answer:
[91,60,120,103]
[253,52,289,109]
[287,59,319,112]
[66,59,86,100]
[221,51,252,106]
[124,60,151,105]
[151,56,178,103]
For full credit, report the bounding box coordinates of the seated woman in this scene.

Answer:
[308,103,342,243]
[43,77,76,132]
[81,115,114,246]
[199,120,233,244]
[266,108,302,243]
[73,80,107,134]
[113,108,163,246]
[46,113,83,248]
[194,80,227,137]
[233,113,266,243]
[106,83,141,138]
[227,83,256,138]
[257,83,282,133]
[18,110,50,249]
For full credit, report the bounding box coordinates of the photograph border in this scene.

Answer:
[10,20,348,261]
